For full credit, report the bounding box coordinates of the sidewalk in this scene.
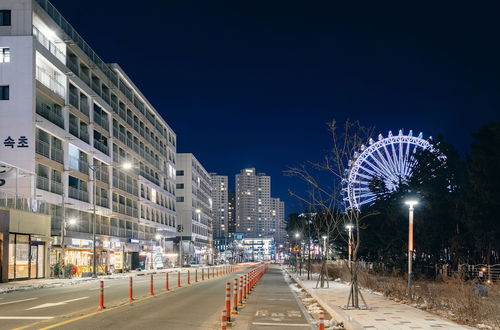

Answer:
[285,268,472,330]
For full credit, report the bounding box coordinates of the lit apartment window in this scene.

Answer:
[0,10,11,26]
[0,47,10,63]
[0,86,9,100]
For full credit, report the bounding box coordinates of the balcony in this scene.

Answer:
[50,147,64,163]
[50,180,63,195]
[80,98,90,117]
[36,105,64,129]
[96,169,109,184]
[68,186,89,202]
[80,129,89,144]
[69,122,79,137]
[36,66,65,99]
[33,26,65,64]
[69,90,79,108]
[94,140,108,155]
[96,196,109,208]
[35,139,50,158]
[94,113,109,130]
[36,176,49,191]
[69,157,89,175]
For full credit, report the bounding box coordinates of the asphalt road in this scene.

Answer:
[0,265,239,330]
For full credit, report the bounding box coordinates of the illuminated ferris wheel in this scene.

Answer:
[344,129,435,210]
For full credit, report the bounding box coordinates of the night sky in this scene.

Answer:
[51,1,499,214]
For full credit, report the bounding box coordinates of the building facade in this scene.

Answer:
[0,0,177,279]
[235,168,284,241]
[227,190,236,234]
[175,154,213,264]
[271,197,286,244]
[209,173,228,240]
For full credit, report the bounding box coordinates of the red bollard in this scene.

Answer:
[208,267,211,279]
[217,267,219,277]
[202,268,205,280]
[166,272,169,291]
[178,271,181,287]
[238,276,243,304]
[225,282,231,322]
[318,311,325,330]
[221,310,227,330]
[188,270,191,285]
[98,280,104,310]
[233,278,239,312]
[195,269,198,282]
[150,274,154,295]
[129,277,133,301]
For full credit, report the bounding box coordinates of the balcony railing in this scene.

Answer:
[33,25,65,64]
[35,139,50,158]
[96,196,109,208]
[69,90,79,108]
[50,180,63,195]
[51,147,64,163]
[80,129,89,144]
[80,98,90,117]
[36,66,65,99]
[94,113,109,130]
[36,176,49,191]
[69,122,79,137]
[36,105,64,129]
[68,186,89,202]
[94,140,108,155]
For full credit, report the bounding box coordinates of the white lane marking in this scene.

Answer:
[0,316,54,320]
[26,297,88,310]
[0,298,39,306]
[252,322,310,327]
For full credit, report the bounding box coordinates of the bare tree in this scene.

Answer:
[286,120,375,307]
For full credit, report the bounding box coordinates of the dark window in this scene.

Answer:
[0,10,11,26]
[176,170,184,176]
[176,183,184,189]
[176,196,184,202]
[0,86,9,100]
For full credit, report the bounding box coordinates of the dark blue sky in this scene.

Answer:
[51,1,499,214]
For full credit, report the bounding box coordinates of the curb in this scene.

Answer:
[284,268,364,330]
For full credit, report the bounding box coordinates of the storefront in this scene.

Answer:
[0,208,51,282]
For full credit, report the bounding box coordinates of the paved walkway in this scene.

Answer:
[233,265,313,330]
[286,268,472,330]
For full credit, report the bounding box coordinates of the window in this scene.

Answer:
[0,86,9,100]
[0,10,11,26]
[176,170,184,176]
[176,183,184,189]
[0,47,10,63]
[176,196,184,202]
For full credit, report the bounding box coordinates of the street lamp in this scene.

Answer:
[405,199,418,289]
[345,224,354,266]
[90,161,133,278]
[60,214,77,277]
[322,235,328,260]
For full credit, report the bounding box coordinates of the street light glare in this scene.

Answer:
[345,224,354,230]
[68,218,77,226]
[322,235,328,239]
[294,233,300,238]
[405,200,419,207]
[155,234,162,240]
[122,162,133,170]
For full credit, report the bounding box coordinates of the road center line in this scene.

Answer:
[0,298,39,306]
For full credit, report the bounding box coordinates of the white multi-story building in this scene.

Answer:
[175,154,213,264]
[271,197,286,244]
[0,0,177,280]
[236,168,284,240]
[210,173,228,239]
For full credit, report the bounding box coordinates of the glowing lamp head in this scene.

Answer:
[155,234,162,240]
[68,218,77,226]
[322,235,328,239]
[122,162,133,170]
[345,224,354,230]
[195,209,201,214]
[405,200,419,208]
[294,233,300,238]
